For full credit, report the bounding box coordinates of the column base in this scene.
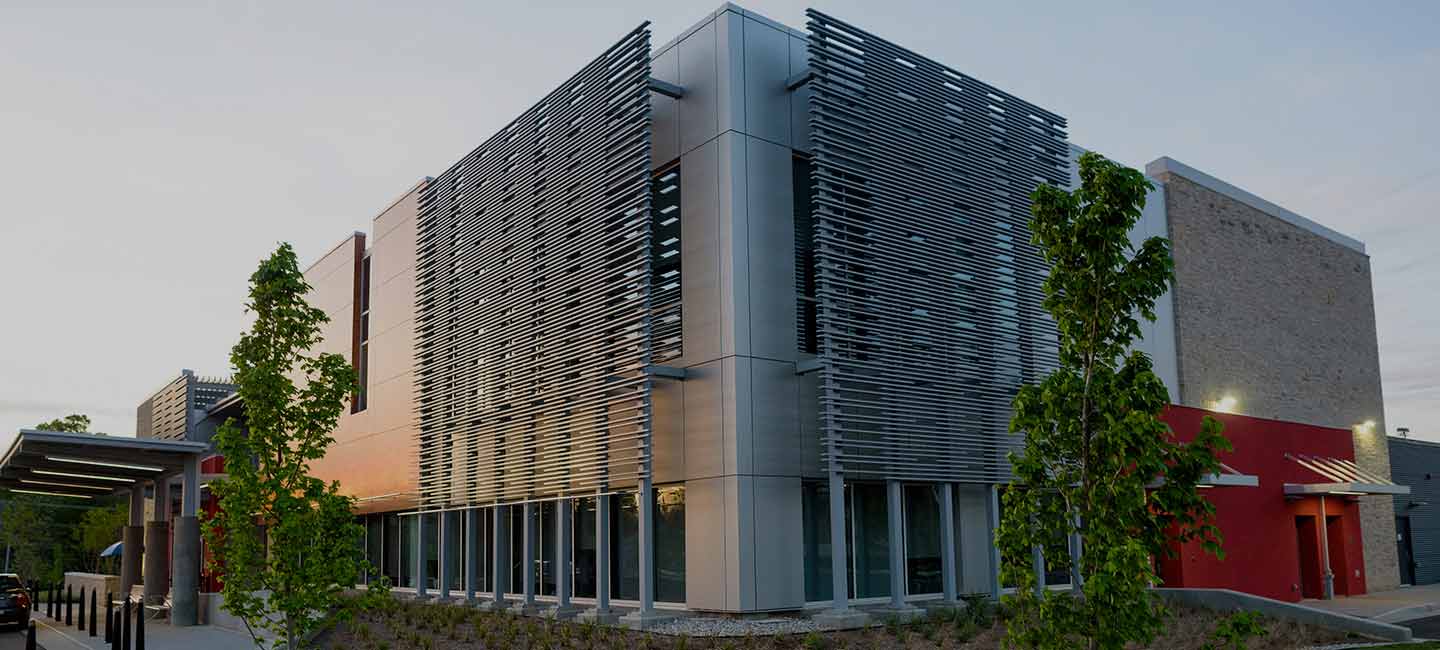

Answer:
[619,609,675,630]
[922,599,962,612]
[508,600,542,616]
[875,603,924,622]
[577,608,619,625]
[813,607,871,629]
[477,599,510,612]
[544,603,583,620]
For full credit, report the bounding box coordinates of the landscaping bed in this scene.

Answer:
[314,596,1369,650]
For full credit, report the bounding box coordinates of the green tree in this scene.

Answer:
[73,501,127,574]
[34,414,91,433]
[202,243,386,649]
[998,152,1231,650]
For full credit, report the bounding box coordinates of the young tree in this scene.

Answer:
[34,414,91,433]
[202,243,385,650]
[73,502,127,574]
[998,152,1231,650]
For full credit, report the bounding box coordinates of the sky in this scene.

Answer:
[0,0,1435,445]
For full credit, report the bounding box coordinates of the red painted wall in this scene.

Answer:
[1157,405,1367,602]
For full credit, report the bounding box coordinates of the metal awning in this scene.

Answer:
[1199,462,1260,488]
[0,429,209,500]
[1283,453,1409,496]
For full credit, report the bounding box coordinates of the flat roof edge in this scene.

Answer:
[1145,156,1366,254]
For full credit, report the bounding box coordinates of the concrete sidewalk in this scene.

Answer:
[32,617,256,650]
[1303,583,1440,624]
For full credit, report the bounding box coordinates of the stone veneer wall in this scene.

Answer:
[1153,170,1398,592]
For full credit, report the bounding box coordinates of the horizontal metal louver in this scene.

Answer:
[414,24,654,508]
[805,9,1069,483]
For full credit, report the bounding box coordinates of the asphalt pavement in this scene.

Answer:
[1404,614,1440,639]
[0,623,39,650]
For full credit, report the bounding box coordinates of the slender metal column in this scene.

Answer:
[592,492,612,618]
[517,502,538,614]
[988,484,1002,598]
[885,480,915,613]
[436,513,450,600]
[637,480,655,614]
[415,513,428,598]
[464,509,478,602]
[143,479,170,604]
[939,483,958,603]
[550,498,577,619]
[1319,496,1335,600]
[829,471,850,610]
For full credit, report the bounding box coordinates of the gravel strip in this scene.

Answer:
[646,615,823,637]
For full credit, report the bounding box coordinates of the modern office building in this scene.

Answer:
[2,2,1397,627]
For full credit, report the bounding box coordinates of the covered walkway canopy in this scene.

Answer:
[0,428,210,626]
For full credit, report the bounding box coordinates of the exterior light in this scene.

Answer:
[45,456,164,472]
[11,489,92,499]
[1212,395,1238,413]
[20,479,111,492]
[32,470,134,483]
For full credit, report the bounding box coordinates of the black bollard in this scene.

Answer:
[121,598,131,650]
[110,602,120,650]
[105,592,114,644]
[25,620,36,650]
[79,585,86,631]
[45,584,53,619]
[90,588,98,637]
[66,584,73,626]
[134,599,145,650]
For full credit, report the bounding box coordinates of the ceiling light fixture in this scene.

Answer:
[19,479,111,492]
[11,489,91,499]
[33,470,134,483]
[45,456,163,472]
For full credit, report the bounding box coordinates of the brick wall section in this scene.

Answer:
[1155,171,1398,592]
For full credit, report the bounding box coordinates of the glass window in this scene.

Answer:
[793,155,817,354]
[423,513,439,591]
[384,513,401,587]
[353,255,371,413]
[538,501,557,596]
[399,515,415,589]
[365,515,383,585]
[509,506,525,595]
[573,497,598,598]
[651,165,682,361]
[611,492,640,601]
[904,485,943,595]
[654,485,685,603]
[850,483,890,598]
[443,511,463,591]
[802,482,833,602]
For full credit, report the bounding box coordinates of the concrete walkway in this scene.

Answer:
[1303,583,1440,624]
[31,617,255,650]
[0,625,43,650]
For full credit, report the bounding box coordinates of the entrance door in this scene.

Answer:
[1397,516,1417,586]
[1296,516,1322,599]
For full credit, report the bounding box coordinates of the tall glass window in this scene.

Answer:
[384,513,401,587]
[423,513,439,591]
[353,254,371,413]
[611,492,640,601]
[651,165,682,361]
[509,506,525,594]
[538,501,557,596]
[793,155,817,354]
[904,485,943,595]
[654,485,685,603]
[850,483,891,598]
[400,515,415,589]
[443,511,463,591]
[573,497,598,598]
[467,509,492,594]
[802,482,833,602]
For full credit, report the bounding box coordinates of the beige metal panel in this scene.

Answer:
[652,375,685,484]
[725,474,751,610]
[304,234,360,317]
[743,136,798,362]
[366,322,415,387]
[751,476,805,609]
[683,360,724,480]
[750,358,799,477]
[372,182,424,244]
[311,423,417,511]
[683,476,730,610]
[367,267,415,340]
[371,217,417,288]
[349,372,417,440]
[678,138,722,367]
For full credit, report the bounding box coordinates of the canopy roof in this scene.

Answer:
[0,429,208,500]
[1283,453,1409,496]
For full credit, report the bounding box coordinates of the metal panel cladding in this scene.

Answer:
[414,25,653,508]
[805,10,1069,483]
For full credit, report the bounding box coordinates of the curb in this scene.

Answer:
[1154,588,1414,643]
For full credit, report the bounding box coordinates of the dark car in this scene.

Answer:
[0,575,31,629]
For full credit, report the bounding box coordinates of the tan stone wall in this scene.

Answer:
[1155,171,1398,592]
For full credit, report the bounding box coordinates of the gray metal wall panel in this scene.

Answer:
[651,374,685,484]
[751,475,806,609]
[723,355,753,476]
[651,46,681,166]
[413,25,653,507]
[678,19,719,155]
[788,34,812,153]
[1391,438,1440,585]
[716,11,746,140]
[679,139,722,366]
[684,476,729,609]
[719,132,751,357]
[743,17,792,146]
[805,10,1068,483]
[683,360,724,480]
[750,357,800,477]
[798,371,823,478]
[744,136,798,362]
[726,474,753,609]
